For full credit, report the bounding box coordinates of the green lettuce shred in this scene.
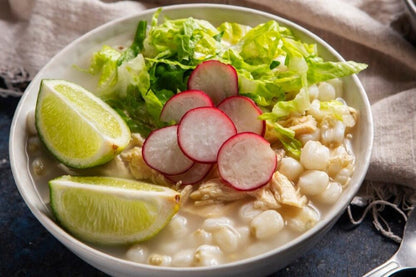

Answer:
[84,9,367,155]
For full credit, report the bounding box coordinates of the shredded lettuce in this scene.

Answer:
[84,9,367,155]
[143,9,220,64]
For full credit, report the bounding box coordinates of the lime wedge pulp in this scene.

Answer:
[49,176,181,245]
[35,79,131,168]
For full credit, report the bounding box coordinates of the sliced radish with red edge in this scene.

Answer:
[217,96,265,136]
[165,162,213,185]
[160,90,214,123]
[217,132,277,191]
[142,125,193,175]
[187,60,238,105]
[178,107,237,163]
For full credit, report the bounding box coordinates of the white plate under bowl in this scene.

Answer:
[9,4,373,277]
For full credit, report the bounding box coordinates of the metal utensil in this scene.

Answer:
[363,208,416,277]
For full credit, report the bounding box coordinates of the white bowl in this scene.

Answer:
[9,4,373,276]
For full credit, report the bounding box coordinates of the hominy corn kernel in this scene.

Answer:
[202,217,233,232]
[126,245,149,263]
[167,215,188,239]
[171,249,194,267]
[315,181,343,204]
[297,170,329,196]
[148,253,171,266]
[191,229,213,246]
[335,166,353,186]
[239,202,263,223]
[287,206,320,232]
[308,84,319,101]
[318,82,336,101]
[327,78,343,98]
[250,210,284,240]
[32,158,46,176]
[27,137,41,153]
[299,127,321,145]
[213,225,240,253]
[194,245,222,266]
[300,140,329,170]
[278,157,304,181]
[321,120,346,146]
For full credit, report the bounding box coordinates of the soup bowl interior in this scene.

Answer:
[9,4,373,277]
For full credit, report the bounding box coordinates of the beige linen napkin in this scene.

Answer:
[1,0,416,240]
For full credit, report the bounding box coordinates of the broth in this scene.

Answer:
[26,79,356,267]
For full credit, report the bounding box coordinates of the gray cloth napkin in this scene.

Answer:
[1,0,416,237]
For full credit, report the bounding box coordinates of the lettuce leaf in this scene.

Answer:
[85,9,367,147]
[143,9,220,64]
[306,57,368,84]
[264,120,302,159]
[217,22,251,45]
[88,45,121,94]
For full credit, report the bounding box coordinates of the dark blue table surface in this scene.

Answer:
[1,96,400,276]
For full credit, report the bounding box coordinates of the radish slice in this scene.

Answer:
[217,96,265,136]
[178,107,237,163]
[217,132,277,191]
[160,90,214,123]
[165,162,213,185]
[142,125,193,175]
[187,60,238,105]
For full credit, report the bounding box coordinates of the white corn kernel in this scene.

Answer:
[194,245,223,266]
[321,120,346,146]
[202,217,233,232]
[239,202,263,223]
[191,228,213,246]
[297,170,329,196]
[236,226,251,246]
[278,157,304,181]
[318,82,336,101]
[166,215,188,239]
[158,240,183,255]
[213,225,240,253]
[299,127,321,145]
[32,158,46,176]
[126,245,149,263]
[327,145,351,177]
[307,99,324,121]
[335,166,353,186]
[287,206,320,232]
[327,78,343,98]
[315,181,343,204]
[27,137,41,153]
[250,210,284,240]
[171,249,194,267]
[300,140,330,170]
[308,84,319,101]
[148,253,171,266]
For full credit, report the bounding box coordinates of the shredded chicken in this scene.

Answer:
[272,148,286,165]
[271,171,307,208]
[328,145,355,178]
[249,186,281,210]
[190,179,249,206]
[250,171,307,210]
[130,133,146,147]
[281,115,317,136]
[120,146,169,186]
[179,185,193,207]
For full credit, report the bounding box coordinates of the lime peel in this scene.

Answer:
[35,79,131,168]
[49,176,180,245]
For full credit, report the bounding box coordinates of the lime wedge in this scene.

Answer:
[49,176,181,245]
[35,79,131,168]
